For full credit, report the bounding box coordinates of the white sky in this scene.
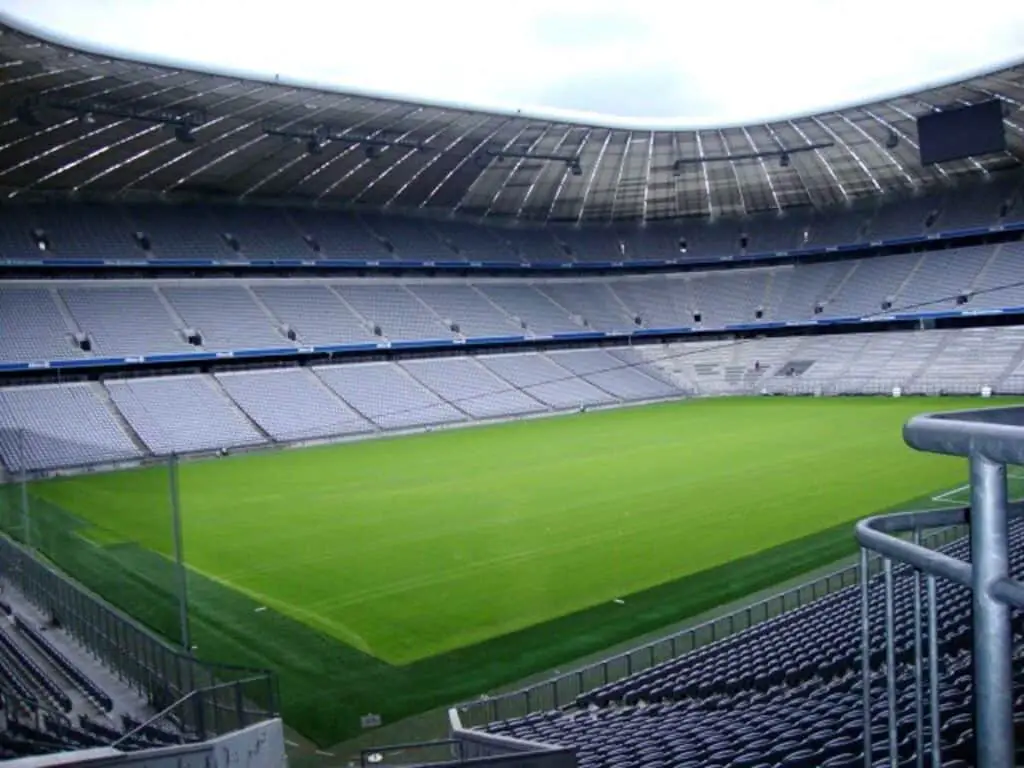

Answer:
[2,0,1024,128]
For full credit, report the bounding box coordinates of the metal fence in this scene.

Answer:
[0,442,278,741]
[0,534,277,734]
[856,406,1024,768]
[455,524,966,728]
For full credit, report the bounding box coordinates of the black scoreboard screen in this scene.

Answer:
[917,99,1006,165]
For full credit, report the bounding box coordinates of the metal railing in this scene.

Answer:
[856,405,1024,768]
[0,533,278,736]
[455,524,966,728]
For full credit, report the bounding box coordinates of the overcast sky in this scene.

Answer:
[2,0,1023,127]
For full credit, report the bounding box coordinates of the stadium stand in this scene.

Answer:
[314,362,467,431]
[474,527,1019,767]
[11,234,1024,367]
[3,17,1024,766]
[478,353,618,409]
[0,383,142,472]
[0,287,86,363]
[7,320,1024,472]
[105,375,265,455]
[216,368,374,442]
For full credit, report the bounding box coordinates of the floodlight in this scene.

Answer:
[16,99,41,127]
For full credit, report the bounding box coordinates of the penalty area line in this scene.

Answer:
[931,472,1024,505]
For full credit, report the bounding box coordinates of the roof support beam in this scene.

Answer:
[835,113,916,187]
[321,110,442,202]
[717,129,748,216]
[544,129,593,221]
[382,115,491,207]
[576,131,613,223]
[740,126,781,211]
[420,119,515,208]
[352,119,455,204]
[763,122,823,206]
[125,87,305,194]
[809,116,883,192]
[641,131,656,221]
[452,123,535,213]
[282,103,406,194]
[480,124,555,217]
[608,131,634,221]
[0,70,190,188]
[785,120,849,203]
[80,83,269,193]
[516,126,575,218]
[692,131,714,217]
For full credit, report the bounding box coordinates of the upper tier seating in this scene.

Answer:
[251,284,377,345]
[207,207,313,260]
[288,209,392,260]
[161,286,290,351]
[123,205,239,260]
[0,175,1020,266]
[333,284,454,341]
[0,287,84,363]
[405,284,525,338]
[8,237,1024,366]
[60,286,190,357]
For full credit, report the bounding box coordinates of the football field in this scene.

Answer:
[10,396,1017,745]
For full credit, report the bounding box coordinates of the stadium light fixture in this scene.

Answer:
[673,141,833,173]
[264,122,431,155]
[15,98,42,128]
[885,130,899,149]
[44,97,206,132]
[174,124,196,144]
[477,146,582,175]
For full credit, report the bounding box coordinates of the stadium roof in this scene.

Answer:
[0,15,1023,223]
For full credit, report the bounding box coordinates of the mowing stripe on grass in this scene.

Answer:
[14,395,1022,745]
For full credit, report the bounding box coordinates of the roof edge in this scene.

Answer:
[1,10,1023,132]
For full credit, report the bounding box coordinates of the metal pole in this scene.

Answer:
[912,529,924,768]
[969,454,1014,767]
[883,558,898,767]
[18,428,30,550]
[927,574,941,768]
[169,455,191,654]
[860,547,873,768]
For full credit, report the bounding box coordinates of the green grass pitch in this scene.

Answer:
[10,396,1018,745]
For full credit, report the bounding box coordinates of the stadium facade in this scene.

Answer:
[1,11,1024,768]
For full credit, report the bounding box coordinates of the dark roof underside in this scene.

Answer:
[1,23,1023,222]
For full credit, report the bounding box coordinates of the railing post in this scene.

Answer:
[969,454,1014,767]
[859,548,872,768]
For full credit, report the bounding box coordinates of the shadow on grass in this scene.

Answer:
[4,490,878,747]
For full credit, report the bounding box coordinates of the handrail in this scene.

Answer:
[111,676,266,748]
[454,523,965,726]
[857,405,1024,768]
